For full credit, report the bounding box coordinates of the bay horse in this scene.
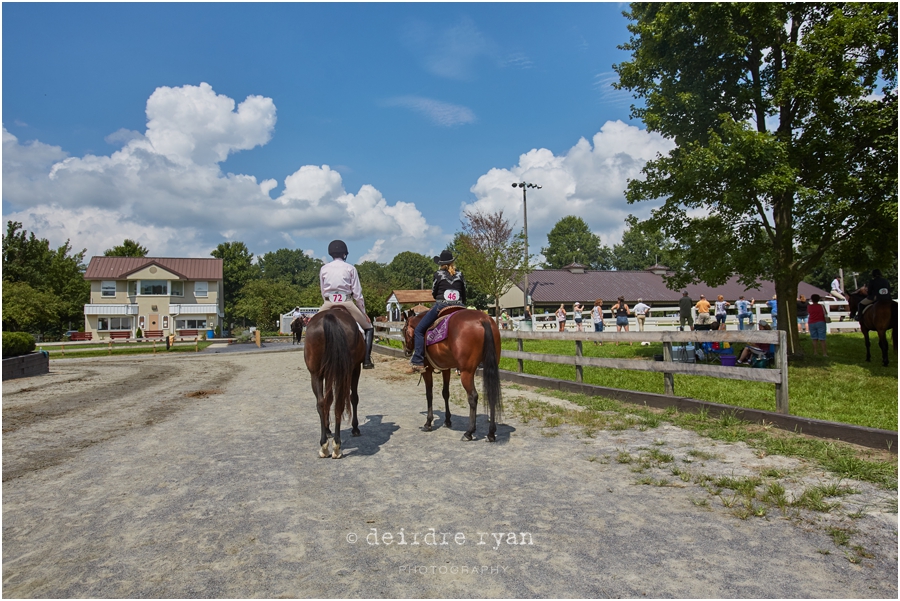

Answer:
[847,290,898,367]
[291,316,304,345]
[304,307,366,458]
[402,309,502,441]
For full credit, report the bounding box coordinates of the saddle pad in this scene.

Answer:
[426,314,453,346]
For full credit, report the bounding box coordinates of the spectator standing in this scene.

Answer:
[633,298,651,332]
[678,291,694,331]
[807,294,828,356]
[714,295,730,328]
[766,295,778,328]
[591,299,605,345]
[735,296,753,331]
[830,276,845,301]
[796,295,809,334]
[500,309,511,330]
[695,295,714,327]
[611,296,632,345]
[573,302,585,332]
[556,304,567,332]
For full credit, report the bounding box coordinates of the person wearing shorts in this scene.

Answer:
[807,294,828,357]
[573,302,584,332]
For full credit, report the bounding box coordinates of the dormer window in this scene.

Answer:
[140,280,168,295]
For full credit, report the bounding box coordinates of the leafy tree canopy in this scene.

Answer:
[387,251,435,290]
[541,216,613,270]
[257,248,323,289]
[454,209,528,316]
[615,2,898,355]
[211,241,258,325]
[611,215,674,271]
[103,239,149,257]
[234,279,303,330]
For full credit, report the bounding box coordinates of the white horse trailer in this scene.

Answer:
[280,308,320,335]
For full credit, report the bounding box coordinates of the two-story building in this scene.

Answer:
[82,257,224,339]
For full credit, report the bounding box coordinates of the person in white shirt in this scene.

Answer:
[319,240,374,369]
[830,277,845,301]
[633,299,651,332]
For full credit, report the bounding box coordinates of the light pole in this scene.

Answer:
[512,181,541,318]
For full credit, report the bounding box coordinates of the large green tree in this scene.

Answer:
[615,2,897,356]
[257,248,322,289]
[611,215,674,271]
[387,251,435,290]
[2,221,90,336]
[454,209,529,317]
[103,239,149,257]
[356,260,405,321]
[541,216,613,270]
[210,241,258,327]
[234,279,303,330]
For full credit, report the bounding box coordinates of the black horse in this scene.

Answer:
[291,316,304,345]
[847,290,898,367]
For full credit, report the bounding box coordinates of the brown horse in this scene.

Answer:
[304,307,366,458]
[402,309,502,441]
[290,316,304,345]
[847,290,898,367]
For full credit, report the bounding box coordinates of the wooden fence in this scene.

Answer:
[374,322,789,415]
[39,335,213,356]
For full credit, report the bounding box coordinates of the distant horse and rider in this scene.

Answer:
[845,269,897,367]
[290,315,305,345]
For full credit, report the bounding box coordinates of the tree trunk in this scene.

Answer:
[775,278,802,358]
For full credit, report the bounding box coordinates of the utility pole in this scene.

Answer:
[512,182,541,319]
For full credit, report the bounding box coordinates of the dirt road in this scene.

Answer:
[2,349,896,597]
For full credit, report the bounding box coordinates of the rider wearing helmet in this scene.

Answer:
[410,250,467,373]
[319,240,375,369]
[858,269,892,318]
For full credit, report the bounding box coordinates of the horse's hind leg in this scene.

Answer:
[313,378,330,458]
[350,364,362,437]
[460,370,478,441]
[423,369,435,431]
[332,405,344,459]
[863,330,872,362]
[442,369,452,428]
[878,331,889,367]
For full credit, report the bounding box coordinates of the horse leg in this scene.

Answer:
[313,377,330,458]
[423,369,435,431]
[332,398,344,459]
[460,370,478,441]
[878,330,889,367]
[863,329,872,362]
[442,369,452,428]
[350,364,362,436]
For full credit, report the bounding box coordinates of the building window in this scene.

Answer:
[194,281,208,297]
[176,318,208,330]
[97,317,132,331]
[170,281,183,297]
[101,281,116,297]
[140,280,168,295]
[128,281,138,296]
[162,315,169,329]
[139,315,145,330]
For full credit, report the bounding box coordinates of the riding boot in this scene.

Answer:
[363,328,375,369]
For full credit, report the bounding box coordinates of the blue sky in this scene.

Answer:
[2,2,674,264]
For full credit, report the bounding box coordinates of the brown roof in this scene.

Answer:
[84,257,223,281]
[390,290,435,304]
[522,269,828,304]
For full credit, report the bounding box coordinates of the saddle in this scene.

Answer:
[423,306,467,371]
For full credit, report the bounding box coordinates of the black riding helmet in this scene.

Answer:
[328,239,349,259]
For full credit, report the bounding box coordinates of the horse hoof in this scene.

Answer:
[352,429,361,437]
[319,450,328,458]
[463,432,473,441]
[487,434,496,442]
[424,424,432,432]
[332,451,343,459]
[445,421,452,428]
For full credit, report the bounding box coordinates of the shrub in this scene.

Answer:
[3,332,37,358]
[136,327,143,338]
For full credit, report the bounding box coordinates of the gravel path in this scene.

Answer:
[2,348,896,598]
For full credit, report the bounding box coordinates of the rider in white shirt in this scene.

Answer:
[319,240,374,369]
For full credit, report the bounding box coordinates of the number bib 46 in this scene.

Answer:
[443,290,460,302]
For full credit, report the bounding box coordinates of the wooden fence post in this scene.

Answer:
[255,330,261,348]
[195,336,199,352]
[575,339,583,383]
[775,330,790,414]
[662,341,674,396]
[517,337,524,373]
[108,340,112,355]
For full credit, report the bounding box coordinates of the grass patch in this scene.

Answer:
[500,333,897,430]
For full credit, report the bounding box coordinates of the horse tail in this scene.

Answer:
[481,320,502,422]
[321,312,353,420]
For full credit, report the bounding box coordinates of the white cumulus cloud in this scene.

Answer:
[2,83,445,261]
[463,120,676,250]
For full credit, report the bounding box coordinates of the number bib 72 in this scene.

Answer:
[327,293,346,303]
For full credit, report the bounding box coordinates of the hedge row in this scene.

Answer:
[2,332,37,359]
